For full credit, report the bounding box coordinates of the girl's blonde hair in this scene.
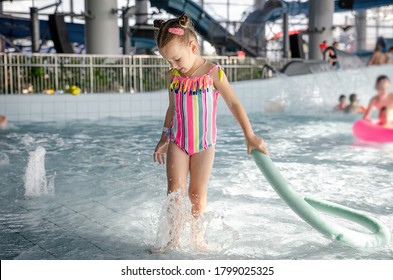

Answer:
[153,14,197,49]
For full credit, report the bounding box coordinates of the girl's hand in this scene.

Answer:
[246,134,269,155]
[153,138,169,165]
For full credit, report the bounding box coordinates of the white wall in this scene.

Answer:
[1,65,393,122]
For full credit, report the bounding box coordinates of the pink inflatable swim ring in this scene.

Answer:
[353,119,393,143]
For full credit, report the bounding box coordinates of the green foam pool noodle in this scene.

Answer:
[251,150,391,248]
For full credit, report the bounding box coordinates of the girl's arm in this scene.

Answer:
[212,67,269,155]
[162,71,175,137]
[154,71,174,164]
[367,53,376,66]
[363,97,375,119]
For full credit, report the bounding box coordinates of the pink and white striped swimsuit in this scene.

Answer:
[169,64,223,156]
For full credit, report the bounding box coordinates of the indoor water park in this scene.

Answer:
[1,0,393,261]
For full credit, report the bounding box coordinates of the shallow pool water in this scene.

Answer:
[0,112,392,259]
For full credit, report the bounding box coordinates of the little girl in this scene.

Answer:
[364,75,393,119]
[153,14,268,251]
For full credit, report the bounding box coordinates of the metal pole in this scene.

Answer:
[227,0,230,31]
[16,54,21,93]
[4,53,9,94]
[122,8,131,55]
[30,7,40,53]
[55,56,58,91]
[308,0,334,60]
[89,56,93,93]
[376,9,380,39]
[0,36,4,52]
[9,54,13,94]
[85,0,120,55]
[355,10,367,51]
[254,0,265,9]
[70,0,74,23]
[254,0,266,56]
[139,57,143,92]
[135,0,148,25]
[199,0,204,55]
[282,12,289,58]
[133,56,137,93]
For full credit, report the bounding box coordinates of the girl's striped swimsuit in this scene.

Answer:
[169,64,224,156]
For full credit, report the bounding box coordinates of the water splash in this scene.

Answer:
[334,49,365,70]
[0,152,9,165]
[152,189,191,252]
[151,190,238,253]
[24,146,55,198]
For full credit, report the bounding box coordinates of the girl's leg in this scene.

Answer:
[165,142,190,247]
[167,142,189,194]
[188,146,215,216]
[188,146,215,250]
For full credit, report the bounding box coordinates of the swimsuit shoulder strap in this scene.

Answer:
[207,64,224,82]
[171,68,181,76]
[169,69,181,90]
[207,64,218,74]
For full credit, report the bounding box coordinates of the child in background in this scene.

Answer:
[0,115,7,129]
[364,75,393,119]
[343,93,365,114]
[379,106,393,128]
[336,94,347,111]
[319,40,328,54]
[152,14,268,251]
[367,45,389,66]
[328,41,339,68]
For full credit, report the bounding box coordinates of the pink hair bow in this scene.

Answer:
[168,27,184,36]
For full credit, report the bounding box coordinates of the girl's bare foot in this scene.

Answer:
[191,218,211,253]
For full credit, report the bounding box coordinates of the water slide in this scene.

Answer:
[149,0,258,56]
[235,0,293,55]
[0,14,155,52]
[236,0,393,52]
[151,0,393,56]
[241,0,393,26]
[1,0,393,54]
[151,0,303,56]
[1,0,253,54]
[0,14,84,44]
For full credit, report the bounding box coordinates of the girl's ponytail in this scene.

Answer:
[178,14,189,28]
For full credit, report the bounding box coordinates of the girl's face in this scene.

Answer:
[159,39,199,75]
[376,80,391,98]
